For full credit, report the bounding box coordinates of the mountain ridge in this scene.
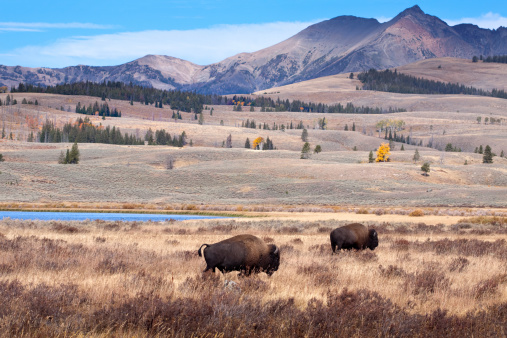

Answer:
[1,5,506,94]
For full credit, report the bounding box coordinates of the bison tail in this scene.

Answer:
[198,244,210,257]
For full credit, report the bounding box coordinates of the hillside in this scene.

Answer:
[1,83,506,208]
[1,6,506,94]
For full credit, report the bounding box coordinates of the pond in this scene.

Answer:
[0,211,229,222]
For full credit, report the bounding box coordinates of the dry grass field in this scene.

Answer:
[1,216,507,336]
[0,57,507,335]
[1,76,506,209]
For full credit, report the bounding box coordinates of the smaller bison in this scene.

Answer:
[330,223,378,254]
[198,234,280,276]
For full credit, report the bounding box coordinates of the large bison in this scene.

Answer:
[330,223,378,254]
[198,234,280,276]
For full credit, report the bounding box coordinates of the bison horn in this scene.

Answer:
[273,246,279,255]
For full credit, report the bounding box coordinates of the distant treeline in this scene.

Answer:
[11,81,209,114]
[145,128,187,147]
[11,81,406,115]
[38,117,144,144]
[472,55,507,64]
[37,116,187,147]
[76,101,121,117]
[229,95,406,114]
[357,69,507,99]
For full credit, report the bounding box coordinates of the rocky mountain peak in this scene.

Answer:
[1,6,506,94]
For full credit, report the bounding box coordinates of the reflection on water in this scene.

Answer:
[0,211,228,222]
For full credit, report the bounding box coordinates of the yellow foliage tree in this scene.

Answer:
[252,137,264,150]
[376,143,390,162]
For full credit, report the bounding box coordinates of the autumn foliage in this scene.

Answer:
[376,143,390,162]
[252,137,264,150]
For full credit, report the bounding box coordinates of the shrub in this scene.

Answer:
[409,209,425,217]
[448,257,469,272]
[378,265,407,278]
[472,274,507,299]
[404,269,450,295]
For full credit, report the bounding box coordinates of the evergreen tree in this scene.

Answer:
[65,149,70,164]
[421,162,430,176]
[198,113,204,125]
[0,153,4,162]
[479,145,483,154]
[501,150,505,158]
[68,142,80,164]
[344,124,348,131]
[413,149,420,163]
[483,145,493,163]
[301,142,311,159]
[314,145,322,154]
[245,138,250,149]
[226,134,232,148]
[58,150,66,164]
[301,128,308,142]
[352,122,356,131]
[368,151,374,163]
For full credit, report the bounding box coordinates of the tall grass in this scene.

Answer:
[0,218,507,336]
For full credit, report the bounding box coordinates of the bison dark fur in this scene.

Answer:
[198,234,280,276]
[330,223,378,254]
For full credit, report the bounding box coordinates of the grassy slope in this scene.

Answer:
[0,57,506,208]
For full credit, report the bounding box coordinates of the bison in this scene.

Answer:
[198,234,280,276]
[330,223,378,254]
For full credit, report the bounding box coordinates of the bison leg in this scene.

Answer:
[203,265,216,273]
[331,243,337,254]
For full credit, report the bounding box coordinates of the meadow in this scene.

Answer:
[1,216,507,336]
[0,58,506,336]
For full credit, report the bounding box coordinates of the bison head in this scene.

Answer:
[368,229,379,250]
[266,244,280,276]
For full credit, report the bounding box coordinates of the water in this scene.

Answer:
[0,211,228,222]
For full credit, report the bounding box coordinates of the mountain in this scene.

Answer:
[1,5,506,94]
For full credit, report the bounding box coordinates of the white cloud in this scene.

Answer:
[2,21,318,68]
[0,22,117,30]
[376,16,392,23]
[445,12,507,29]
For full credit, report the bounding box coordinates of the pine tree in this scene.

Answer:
[301,142,311,159]
[245,138,251,149]
[301,128,308,142]
[58,150,66,164]
[368,151,374,163]
[314,145,322,154]
[68,142,80,164]
[65,149,70,164]
[421,162,430,176]
[483,145,493,163]
[198,113,204,125]
[413,149,420,163]
[226,134,232,148]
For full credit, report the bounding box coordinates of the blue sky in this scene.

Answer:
[1,0,505,68]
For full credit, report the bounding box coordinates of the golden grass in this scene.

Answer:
[1,217,507,335]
